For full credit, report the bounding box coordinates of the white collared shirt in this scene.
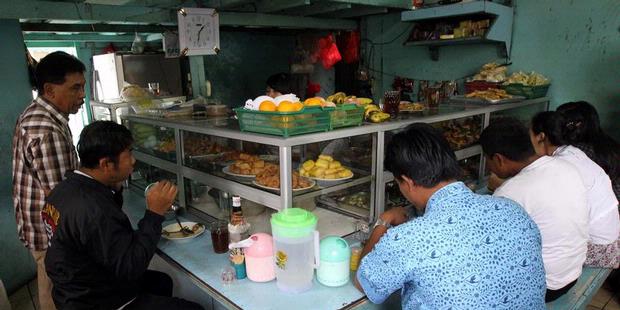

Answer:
[494,156,588,290]
[553,145,619,244]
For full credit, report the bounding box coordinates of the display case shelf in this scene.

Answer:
[124,97,549,229]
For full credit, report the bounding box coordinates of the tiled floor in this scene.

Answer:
[589,280,620,310]
[7,277,620,310]
[8,279,38,310]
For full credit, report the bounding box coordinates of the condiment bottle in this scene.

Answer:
[228,196,250,279]
[350,246,362,271]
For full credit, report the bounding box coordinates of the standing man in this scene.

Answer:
[355,123,546,309]
[12,51,86,310]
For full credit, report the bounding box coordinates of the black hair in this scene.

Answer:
[384,123,461,187]
[557,101,620,180]
[479,117,535,161]
[531,111,567,146]
[78,121,134,169]
[266,72,291,94]
[35,51,85,94]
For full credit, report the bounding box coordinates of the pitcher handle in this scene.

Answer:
[313,230,320,269]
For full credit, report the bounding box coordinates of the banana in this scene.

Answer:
[368,111,391,123]
[364,104,380,119]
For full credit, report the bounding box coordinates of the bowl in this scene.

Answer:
[206,104,229,117]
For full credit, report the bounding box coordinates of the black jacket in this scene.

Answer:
[44,171,164,309]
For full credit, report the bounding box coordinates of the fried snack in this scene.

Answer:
[398,102,426,112]
[255,166,312,190]
[229,153,274,175]
[465,88,512,101]
[299,155,354,179]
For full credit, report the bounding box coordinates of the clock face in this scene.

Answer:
[178,8,220,56]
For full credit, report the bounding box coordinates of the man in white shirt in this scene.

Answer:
[479,117,589,303]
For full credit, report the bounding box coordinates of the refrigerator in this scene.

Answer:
[92,52,189,101]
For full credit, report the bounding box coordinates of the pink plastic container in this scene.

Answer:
[245,233,275,282]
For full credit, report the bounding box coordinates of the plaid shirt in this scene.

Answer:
[12,97,79,251]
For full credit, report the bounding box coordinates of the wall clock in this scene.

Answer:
[177,8,220,56]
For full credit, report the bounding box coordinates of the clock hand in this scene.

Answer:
[197,24,206,40]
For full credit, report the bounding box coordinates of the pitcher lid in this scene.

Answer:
[271,208,317,230]
[320,236,351,262]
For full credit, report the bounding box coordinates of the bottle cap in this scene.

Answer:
[232,196,241,207]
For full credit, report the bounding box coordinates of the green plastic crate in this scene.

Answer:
[502,83,550,99]
[329,104,365,129]
[235,106,333,137]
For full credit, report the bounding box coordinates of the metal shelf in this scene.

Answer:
[404,37,492,47]
[382,144,482,184]
[401,0,513,60]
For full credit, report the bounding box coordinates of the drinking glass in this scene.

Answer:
[383,90,400,117]
[148,82,160,96]
[210,220,229,254]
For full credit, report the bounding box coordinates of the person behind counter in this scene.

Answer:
[265,72,291,98]
[354,123,546,309]
[480,117,589,302]
[530,111,619,268]
[42,121,203,310]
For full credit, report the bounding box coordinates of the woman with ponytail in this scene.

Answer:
[530,110,619,268]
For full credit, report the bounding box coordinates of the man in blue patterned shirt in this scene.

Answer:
[354,123,546,309]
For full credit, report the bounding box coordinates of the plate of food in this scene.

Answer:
[398,101,426,112]
[222,165,256,178]
[252,178,315,192]
[161,222,205,241]
[309,173,354,182]
[450,89,525,104]
[253,166,315,192]
[299,155,355,182]
[222,153,278,178]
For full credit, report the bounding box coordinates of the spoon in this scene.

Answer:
[175,217,193,236]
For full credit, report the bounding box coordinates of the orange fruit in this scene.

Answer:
[259,100,277,111]
[278,101,303,112]
[291,102,304,111]
[304,97,324,106]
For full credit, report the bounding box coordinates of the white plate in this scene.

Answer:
[222,165,256,178]
[258,154,279,162]
[162,222,205,241]
[308,173,354,182]
[252,179,316,192]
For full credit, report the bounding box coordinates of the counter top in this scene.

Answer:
[122,191,374,310]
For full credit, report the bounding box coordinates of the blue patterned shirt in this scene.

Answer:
[357,182,546,309]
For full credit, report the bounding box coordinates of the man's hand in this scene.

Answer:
[380,207,408,227]
[146,181,178,216]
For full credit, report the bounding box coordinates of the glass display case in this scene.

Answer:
[124,97,549,236]
[90,96,187,124]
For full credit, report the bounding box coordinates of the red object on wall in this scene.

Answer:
[318,34,341,69]
[306,81,321,98]
[342,31,360,64]
[102,43,117,54]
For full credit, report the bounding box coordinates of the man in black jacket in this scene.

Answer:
[43,121,203,309]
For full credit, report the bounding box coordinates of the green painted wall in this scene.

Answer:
[363,0,620,139]
[0,19,37,294]
[202,31,294,107]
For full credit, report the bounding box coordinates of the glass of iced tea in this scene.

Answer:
[383,90,401,118]
[210,220,229,254]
